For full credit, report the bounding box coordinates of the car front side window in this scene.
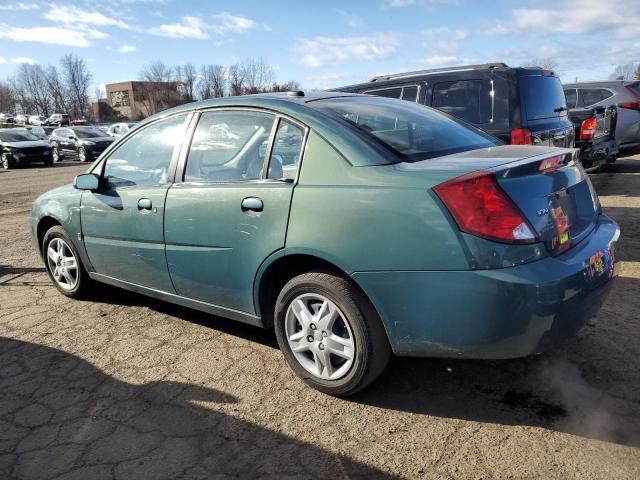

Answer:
[103,114,187,188]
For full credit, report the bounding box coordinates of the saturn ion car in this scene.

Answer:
[31,92,619,396]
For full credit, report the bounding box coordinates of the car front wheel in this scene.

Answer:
[274,271,390,396]
[43,225,91,298]
[52,147,60,163]
[77,147,88,162]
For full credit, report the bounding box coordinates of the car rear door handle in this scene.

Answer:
[138,198,152,210]
[241,197,263,212]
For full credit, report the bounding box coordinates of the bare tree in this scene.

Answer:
[228,63,246,96]
[44,66,69,114]
[524,57,558,71]
[60,54,92,118]
[270,80,301,92]
[138,61,181,115]
[198,64,226,99]
[0,82,14,113]
[609,63,637,80]
[10,64,52,116]
[242,58,275,94]
[176,62,198,102]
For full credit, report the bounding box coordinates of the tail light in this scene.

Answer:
[510,128,532,145]
[617,101,640,110]
[433,171,537,244]
[580,117,597,140]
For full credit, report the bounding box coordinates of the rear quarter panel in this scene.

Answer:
[285,131,468,272]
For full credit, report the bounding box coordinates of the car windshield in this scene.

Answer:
[74,128,105,139]
[0,130,38,142]
[311,96,499,161]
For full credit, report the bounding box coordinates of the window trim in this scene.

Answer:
[90,112,193,188]
[175,106,309,186]
[363,84,422,103]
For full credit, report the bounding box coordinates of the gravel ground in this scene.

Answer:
[1,157,639,479]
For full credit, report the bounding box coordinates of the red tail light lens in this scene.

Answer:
[580,117,597,140]
[617,101,640,110]
[510,128,532,145]
[433,171,537,244]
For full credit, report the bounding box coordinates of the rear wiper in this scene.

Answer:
[554,106,567,112]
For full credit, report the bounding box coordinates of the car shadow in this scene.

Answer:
[0,266,48,286]
[589,156,640,197]
[0,337,390,479]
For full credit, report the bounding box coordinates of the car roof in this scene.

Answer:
[141,92,394,167]
[563,80,637,88]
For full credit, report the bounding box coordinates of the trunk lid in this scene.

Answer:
[402,145,600,255]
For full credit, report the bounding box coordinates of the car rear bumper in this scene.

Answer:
[352,215,620,359]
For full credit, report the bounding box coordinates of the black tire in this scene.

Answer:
[2,153,13,169]
[42,225,92,298]
[274,271,390,396]
[44,151,53,166]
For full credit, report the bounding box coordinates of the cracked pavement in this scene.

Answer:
[1,158,639,479]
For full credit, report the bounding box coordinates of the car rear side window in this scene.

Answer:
[312,96,498,162]
[521,75,567,120]
[268,119,305,181]
[184,110,276,182]
[365,87,402,99]
[581,88,613,106]
[402,86,419,102]
[564,89,578,108]
[431,80,493,125]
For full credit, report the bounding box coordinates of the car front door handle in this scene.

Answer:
[138,198,152,210]
[241,197,263,212]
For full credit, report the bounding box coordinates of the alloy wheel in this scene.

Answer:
[78,148,87,162]
[285,293,355,380]
[52,148,59,162]
[46,238,79,291]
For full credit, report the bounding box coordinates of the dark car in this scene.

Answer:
[0,128,53,169]
[563,81,640,156]
[49,126,115,163]
[45,113,72,126]
[333,62,575,148]
[568,104,618,172]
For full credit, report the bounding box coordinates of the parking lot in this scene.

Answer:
[1,158,639,479]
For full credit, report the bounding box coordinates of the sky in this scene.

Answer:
[0,0,638,96]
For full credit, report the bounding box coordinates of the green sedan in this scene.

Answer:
[31,92,619,396]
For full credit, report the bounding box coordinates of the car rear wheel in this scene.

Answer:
[43,226,91,298]
[78,147,88,162]
[274,271,390,396]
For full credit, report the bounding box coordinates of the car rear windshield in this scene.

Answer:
[521,74,568,120]
[311,96,499,161]
[74,127,105,138]
[0,130,38,142]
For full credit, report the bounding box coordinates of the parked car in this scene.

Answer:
[31,92,619,396]
[15,114,28,124]
[334,63,575,148]
[564,81,640,156]
[1,128,53,169]
[25,126,50,141]
[106,122,136,138]
[0,113,15,124]
[45,113,72,126]
[49,126,114,162]
[568,104,618,172]
[28,115,46,126]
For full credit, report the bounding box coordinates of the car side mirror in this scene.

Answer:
[73,173,99,191]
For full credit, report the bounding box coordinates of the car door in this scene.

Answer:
[80,113,190,292]
[164,109,307,314]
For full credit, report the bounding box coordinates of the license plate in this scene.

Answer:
[586,247,613,280]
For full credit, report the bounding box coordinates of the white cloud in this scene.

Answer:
[43,4,130,29]
[11,56,36,64]
[119,44,136,53]
[385,0,458,6]
[422,27,467,40]
[0,25,94,47]
[414,54,461,67]
[0,57,6,64]
[488,0,640,38]
[298,34,397,68]
[151,16,209,39]
[150,12,258,39]
[0,2,38,11]
[211,12,257,35]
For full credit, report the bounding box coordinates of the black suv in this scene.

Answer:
[49,126,114,163]
[333,63,574,148]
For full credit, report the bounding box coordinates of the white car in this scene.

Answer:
[106,122,136,138]
[15,114,28,124]
[0,113,15,123]
[29,115,46,126]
